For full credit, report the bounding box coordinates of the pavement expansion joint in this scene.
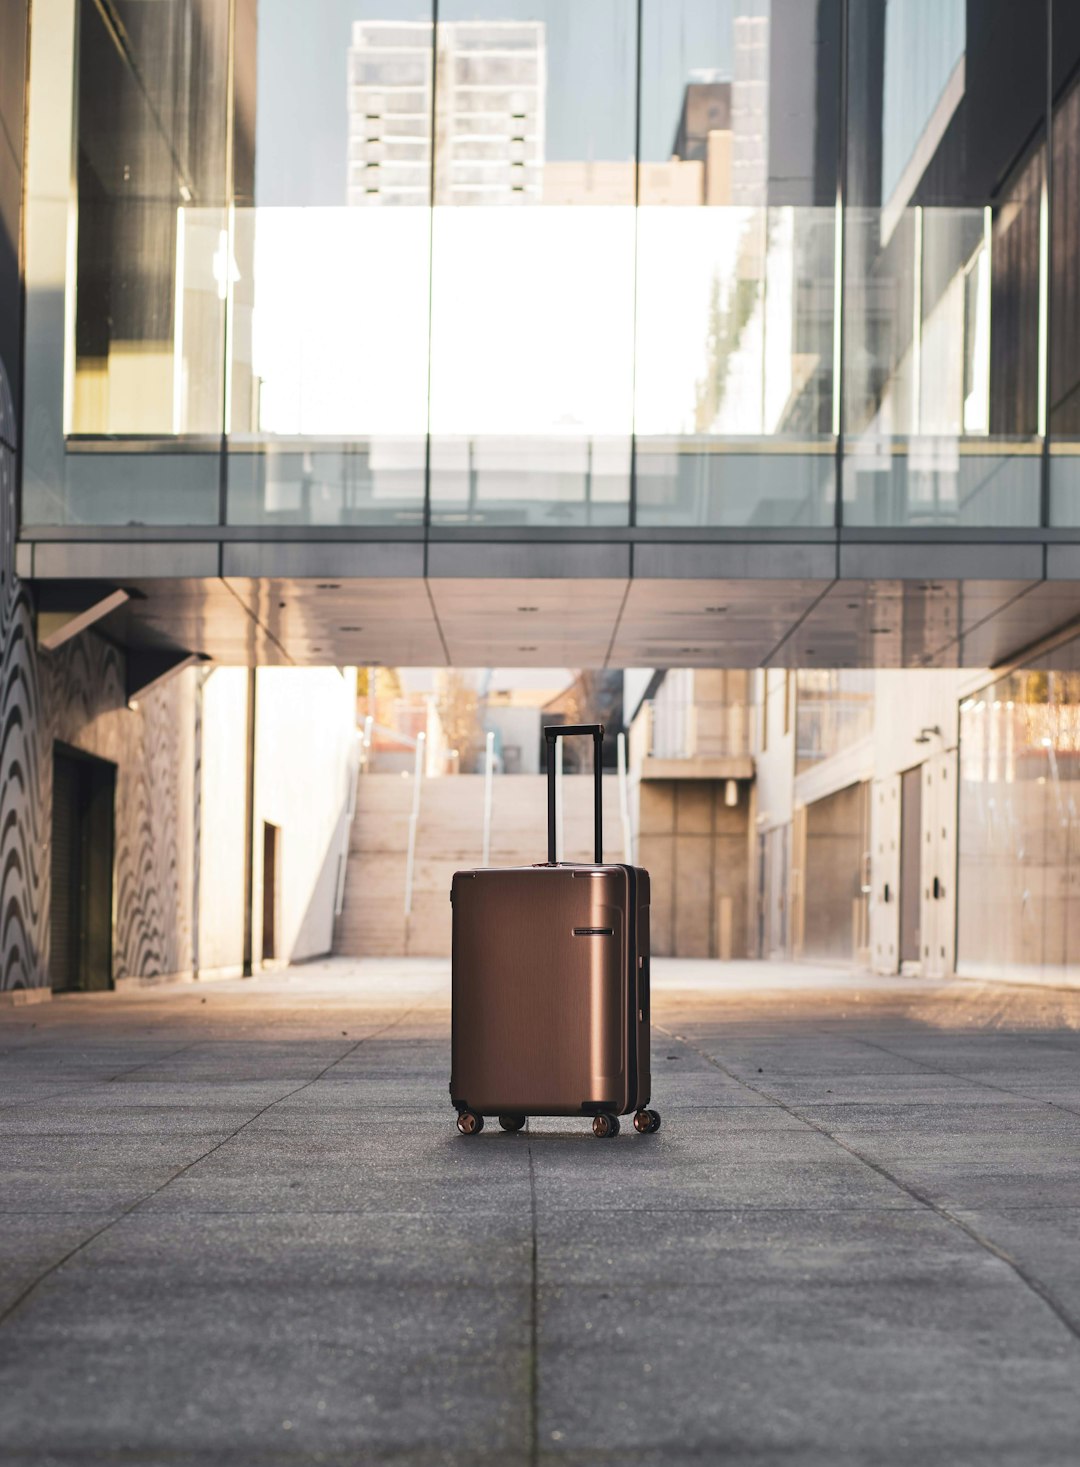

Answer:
[654,1020,1080,1349]
[0,987,442,1333]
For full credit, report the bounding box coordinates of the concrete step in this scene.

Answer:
[334,773,631,957]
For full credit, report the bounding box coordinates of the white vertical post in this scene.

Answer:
[555,738,564,861]
[482,730,495,865]
[361,714,373,770]
[334,729,364,919]
[404,732,426,923]
[617,731,633,864]
[912,204,924,434]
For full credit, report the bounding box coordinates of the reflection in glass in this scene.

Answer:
[428,0,637,527]
[25,0,1076,533]
[634,0,839,528]
[24,0,229,524]
[844,0,1046,527]
[71,0,228,438]
[227,1,432,526]
[795,670,875,774]
[958,668,1080,983]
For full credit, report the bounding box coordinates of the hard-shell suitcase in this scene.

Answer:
[450,724,660,1139]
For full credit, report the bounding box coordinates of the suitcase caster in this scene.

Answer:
[591,1113,620,1139]
[456,1110,484,1136]
[633,1109,662,1135]
[498,1115,526,1133]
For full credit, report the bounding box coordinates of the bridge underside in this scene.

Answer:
[20,535,1080,670]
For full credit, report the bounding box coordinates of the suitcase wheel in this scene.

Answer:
[456,1110,484,1136]
[591,1113,620,1139]
[498,1115,526,1133]
[633,1109,662,1135]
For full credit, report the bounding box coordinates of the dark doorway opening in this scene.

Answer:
[262,822,279,962]
[899,765,923,967]
[49,744,116,992]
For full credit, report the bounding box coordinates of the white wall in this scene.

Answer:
[623,668,655,723]
[867,670,984,976]
[253,667,358,964]
[484,706,541,774]
[192,666,361,975]
[753,669,795,833]
[872,669,965,777]
[748,666,992,976]
[198,669,249,976]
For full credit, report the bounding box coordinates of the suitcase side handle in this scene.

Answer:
[544,724,604,864]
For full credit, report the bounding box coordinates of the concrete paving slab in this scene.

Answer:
[1,957,1079,1466]
[0,1214,115,1313]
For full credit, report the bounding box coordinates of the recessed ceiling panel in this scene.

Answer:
[225,577,445,666]
[775,579,1043,668]
[609,579,827,667]
[429,578,627,668]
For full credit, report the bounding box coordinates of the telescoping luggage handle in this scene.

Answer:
[544,723,604,865]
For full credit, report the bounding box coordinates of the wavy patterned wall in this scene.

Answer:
[0,364,48,991]
[2,19,196,989]
[41,636,196,985]
[1,368,197,990]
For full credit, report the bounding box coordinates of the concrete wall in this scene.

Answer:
[638,779,752,958]
[800,781,870,964]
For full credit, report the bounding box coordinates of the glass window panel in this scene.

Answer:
[794,669,875,774]
[634,0,839,529]
[227,0,432,527]
[24,0,228,524]
[428,0,636,528]
[958,667,1080,984]
[844,0,1046,528]
[1049,6,1080,522]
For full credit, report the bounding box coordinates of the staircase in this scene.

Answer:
[333,773,627,958]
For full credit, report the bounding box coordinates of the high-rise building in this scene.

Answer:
[731,13,768,205]
[347,22,432,206]
[347,20,546,207]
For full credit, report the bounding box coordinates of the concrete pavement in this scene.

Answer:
[1,958,1079,1465]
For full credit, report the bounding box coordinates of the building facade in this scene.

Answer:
[7,2,1080,986]
[631,653,1080,987]
[6,1,1080,670]
[348,20,546,208]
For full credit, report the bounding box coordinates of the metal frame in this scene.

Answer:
[18,1,1075,558]
[21,523,1080,546]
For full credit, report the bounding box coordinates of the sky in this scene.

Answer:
[255,0,739,205]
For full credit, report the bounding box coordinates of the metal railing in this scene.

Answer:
[639,699,756,761]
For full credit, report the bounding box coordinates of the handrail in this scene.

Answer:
[617,730,633,863]
[481,729,495,865]
[403,732,426,927]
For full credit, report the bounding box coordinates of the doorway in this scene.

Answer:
[262,821,280,962]
[802,782,871,964]
[899,765,923,968]
[49,745,116,992]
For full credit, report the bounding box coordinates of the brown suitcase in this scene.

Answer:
[450,724,660,1139]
